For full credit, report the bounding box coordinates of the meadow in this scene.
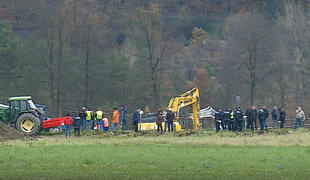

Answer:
[0,129,310,180]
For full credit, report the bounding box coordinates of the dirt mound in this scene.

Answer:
[0,122,25,141]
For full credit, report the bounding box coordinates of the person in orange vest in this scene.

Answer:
[112,107,120,131]
[102,116,109,132]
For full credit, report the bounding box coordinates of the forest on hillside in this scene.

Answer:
[0,0,310,117]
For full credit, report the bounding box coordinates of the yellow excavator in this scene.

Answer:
[138,88,201,131]
[167,88,201,130]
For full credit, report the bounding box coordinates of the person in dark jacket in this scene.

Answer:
[246,106,254,130]
[214,107,223,132]
[120,105,128,132]
[234,107,243,132]
[73,113,82,137]
[262,105,269,130]
[271,106,278,129]
[258,107,265,132]
[252,106,258,130]
[222,107,231,130]
[279,108,286,129]
[156,109,163,133]
[132,108,141,132]
[79,107,87,132]
[165,108,175,132]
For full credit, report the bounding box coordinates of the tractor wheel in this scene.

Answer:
[16,113,41,135]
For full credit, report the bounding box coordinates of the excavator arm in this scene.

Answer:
[168,88,201,130]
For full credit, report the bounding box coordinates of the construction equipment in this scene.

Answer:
[0,96,44,135]
[188,106,215,119]
[168,88,201,130]
[138,112,182,131]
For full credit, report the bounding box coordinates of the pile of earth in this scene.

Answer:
[0,122,25,141]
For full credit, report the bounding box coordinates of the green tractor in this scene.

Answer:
[0,96,44,135]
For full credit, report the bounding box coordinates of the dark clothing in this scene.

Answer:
[279,110,286,128]
[120,106,128,119]
[258,110,265,131]
[272,109,278,120]
[120,106,128,131]
[234,110,243,132]
[156,112,163,132]
[79,110,87,120]
[234,110,243,121]
[157,124,163,132]
[222,110,231,130]
[156,112,163,124]
[73,116,82,127]
[165,110,175,132]
[133,110,140,122]
[252,109,258,130]
[73,116,81,137]
[246,109,254,130]
[165,110,175,122]
[214,110,223,132]
[133,110,140,132]
[263,109,269,118]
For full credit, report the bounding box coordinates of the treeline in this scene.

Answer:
[0,0,309,118]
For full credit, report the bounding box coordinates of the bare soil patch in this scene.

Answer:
[0,122,25,141]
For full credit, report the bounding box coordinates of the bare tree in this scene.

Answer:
[135,3,172,109]
[284,2,310,107]
[222,12,270,106]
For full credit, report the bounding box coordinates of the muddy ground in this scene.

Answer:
[0,122,25,141]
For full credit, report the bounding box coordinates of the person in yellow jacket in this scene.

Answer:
[96,109,103,129]
[86,109,93,130]
[102,116,109,132]
[112,107,120,131]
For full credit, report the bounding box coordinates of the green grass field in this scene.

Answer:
[1,129,310,180]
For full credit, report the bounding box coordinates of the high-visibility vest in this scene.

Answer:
[86,111,92,120]
[103,118,109,127]
[96,111,103,119]
[230,110,234,119]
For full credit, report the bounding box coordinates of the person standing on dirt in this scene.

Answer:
[295,106,305,129]
[64,114,73,138]
[279,108,286,129]
[251,106,258,130]
[79,107,87,132]
[112,107,120,131]
[272,106,278,129]
[132,108,141,132]
[262,105,269,130]
[120,105,128,132]
[246,106,254,130]
[165,108,175,132]
[73,113,81,137]
[156,109,163,133]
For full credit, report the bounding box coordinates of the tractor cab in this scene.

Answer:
[7,96,39,123]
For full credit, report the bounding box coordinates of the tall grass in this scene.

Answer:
[0,128,309,179]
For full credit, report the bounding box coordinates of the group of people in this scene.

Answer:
[155,108,175,133]
[214,105,306,132]
[63,105,128,137]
